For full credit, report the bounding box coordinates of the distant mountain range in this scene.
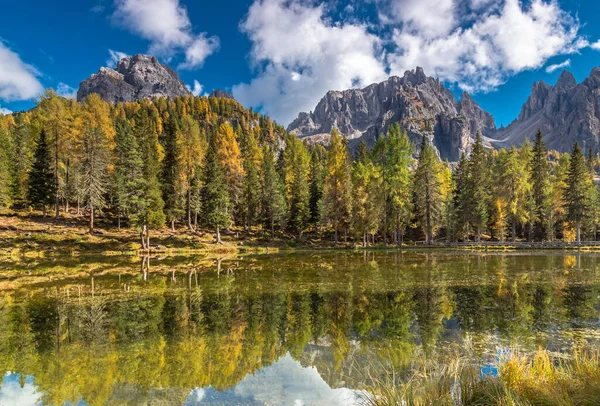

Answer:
[76,54,600,161]
[288,67,600,160]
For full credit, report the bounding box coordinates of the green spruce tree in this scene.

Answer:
[564,142,592,243]
[413,136,442,245]
[530,129,550,240]
[201,137,230,244]
[28,130,56,216]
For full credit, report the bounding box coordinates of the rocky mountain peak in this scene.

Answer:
[209,89,234,99]
[555,70,577,91]
[287,69,496,161]
[77,54,190,103]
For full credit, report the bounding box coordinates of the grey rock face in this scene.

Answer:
[77,54,190,103]
[490,69,600,153]
[209,89,234,99]
[287,67,496,161]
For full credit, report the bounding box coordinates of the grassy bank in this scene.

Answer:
[363,346,600,406]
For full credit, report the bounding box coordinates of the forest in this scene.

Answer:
[0,91,598,245]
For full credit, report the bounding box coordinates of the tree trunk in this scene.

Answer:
[216,225,223,244]
[140,225,147,250]
[194,211,198,228]
[89,205,94,233]
[187,184,193,230]
[54,127,59,219]
[512,218,516,242]
[363,233,366,247]
[271,220,275,240]
[171,219,175,232]
[117,214,121,232]
[146,226,150,250]
[396,225,401,247]
[344,226,347,243]
[334,228,338,246]
[576,221,581,244]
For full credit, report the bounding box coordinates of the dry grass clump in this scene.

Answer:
[363,346,600,406]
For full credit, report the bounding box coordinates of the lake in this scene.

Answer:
[0,251,599,405]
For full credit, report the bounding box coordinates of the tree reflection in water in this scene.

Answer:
[0,251,598,405]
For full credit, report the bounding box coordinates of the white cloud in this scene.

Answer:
[232,0,387,125]
[0,106,12,115]
[387,0,457,39]
[545,59,571,73]
[56,82,77,99]
[0,42,44,102]
[186,80,203,96]
[179,34,220,70]
[111,0,218,68]
[106,49,129,67]
[388,0,585,93]
[591,40,600,50]
[0,373,42,406]
[234,0,592,125]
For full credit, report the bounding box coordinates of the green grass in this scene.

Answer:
[362,346,600,406]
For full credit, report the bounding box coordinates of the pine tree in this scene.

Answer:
[81,126,109,232]
[283,134,311,239]
[260,145,287,239]
[351,157,382,246]
[201,137,230,244]
[413,136,442,245]
[134,106,165,248]
[496,146,531,241]
[323,129,351,244]
[179,117,205,230]
[530,129,550,240]
[0,128,13,208]
[452,152,470,241]
[241,128,262,230]
[564,142,592,243]
[308,145,326,226]
[28,130,56,216]
[161,116,184,231]
[373,123,413,245]
[114,119,144,230]
[466,133,490,242]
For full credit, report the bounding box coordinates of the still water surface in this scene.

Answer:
[0,251,598,405]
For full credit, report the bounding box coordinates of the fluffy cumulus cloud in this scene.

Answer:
[546,59,571,73]
[235,0,594,125]
[0,42,44,102]
[106,49,129,67]
[232,0,387,125]
[111,0,219,69]
[186,79,203,96]
[388,0,584,92]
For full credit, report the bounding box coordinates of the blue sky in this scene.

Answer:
[2,0,600,127]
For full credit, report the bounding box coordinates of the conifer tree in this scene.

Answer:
[134,106,165,248]
[497,146,531,241]
[373,123,413,245]
[28,130,56,216]
[530,129,550,240]
[201,137,230,244]
[323,129,351,244]
[452,152,470,240]
[179,117,204,230]
[81,126,109,232]
[114,119,144,230]
[241,128,262,230]
[260,145,287,238]
[413,136,442,245]
[351,155,382,246]
[161,116,185,230]
[466,133,490,242]
[283,134,311,238]
[0,128,13,208]
[308,145,326,226]
[564,142,592,243]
